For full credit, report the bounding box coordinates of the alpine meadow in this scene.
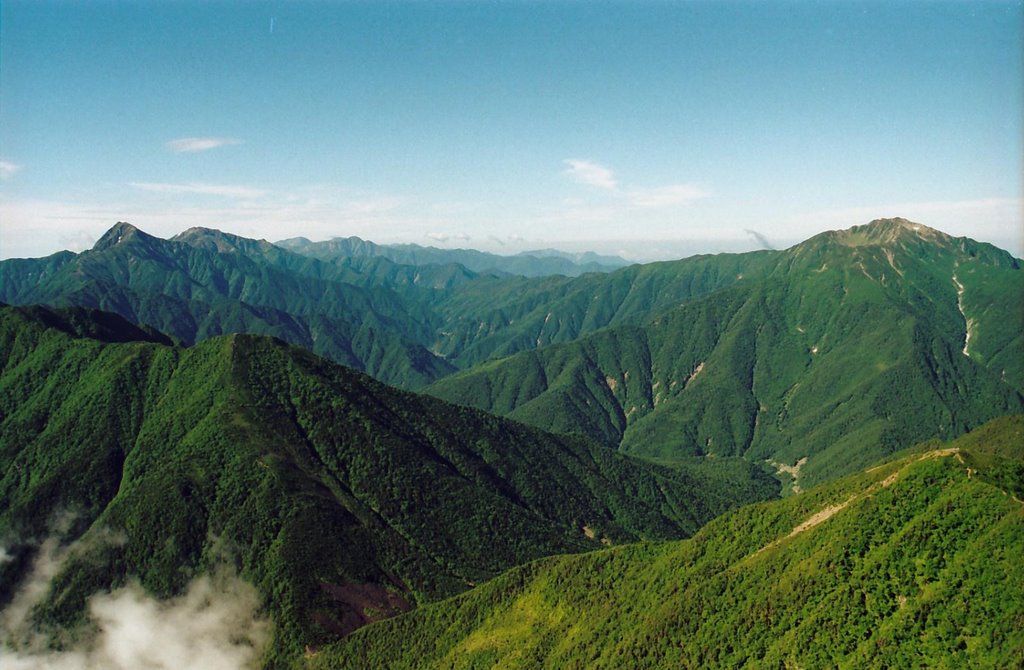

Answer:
[1,2,1023,669]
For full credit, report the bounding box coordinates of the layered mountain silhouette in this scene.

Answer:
[276,235,630,277]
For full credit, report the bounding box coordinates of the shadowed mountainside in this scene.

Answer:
[0,304,776,667]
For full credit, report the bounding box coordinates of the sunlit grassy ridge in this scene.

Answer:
[309,415,1024,669]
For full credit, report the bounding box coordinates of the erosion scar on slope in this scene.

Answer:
[952,272,974,357]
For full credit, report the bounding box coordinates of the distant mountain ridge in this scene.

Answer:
[276,235,631,277]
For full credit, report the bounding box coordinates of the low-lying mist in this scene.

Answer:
[1,535,271,670]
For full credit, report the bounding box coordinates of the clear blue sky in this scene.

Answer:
[1,1,1021,260]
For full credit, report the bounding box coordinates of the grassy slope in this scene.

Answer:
[0,304,777,667]
[310,415,1024,670]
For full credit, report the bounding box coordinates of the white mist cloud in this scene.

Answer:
[0,160,22,179]
[0,537,65,640]
[3,567,268,670]
[2,525,269,670]
[3,576,269,670]
[563,159,618,191]
[166,137,242,153]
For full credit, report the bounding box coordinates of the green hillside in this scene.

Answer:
[428,219,1024,487]
[309,415,1024,670]
[429,248,777,367]
[0,223,457,389]
[0,304,776,668]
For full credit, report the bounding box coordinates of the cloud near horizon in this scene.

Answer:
[0,160,22,179]
[129,182,266,199]
[425,232,471,243]
[166,137,242,153]
[563,159,618,191]
[562,159,708,210]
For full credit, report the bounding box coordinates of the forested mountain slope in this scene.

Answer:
[2,218,1019,487]
[428,219,1024,486]
[0,223,456,389]
[310,415,1024,670]
[0,304,776,667]
[0,222,774,383]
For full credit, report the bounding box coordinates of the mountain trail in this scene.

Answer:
[747,448,965,561]
[786,497,854,538]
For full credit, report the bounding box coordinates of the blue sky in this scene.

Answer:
[1,1,1021,260]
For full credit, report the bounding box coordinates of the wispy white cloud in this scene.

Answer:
[626,184,709,208]
[166,137,242,153]
[425,232,471,243]
[0,160,22,179]
[563,159,618,191]
[561,159,708,211]
[129,182,266,199]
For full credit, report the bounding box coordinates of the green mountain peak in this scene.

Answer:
[91,221,146,251]
[839,217,951,246]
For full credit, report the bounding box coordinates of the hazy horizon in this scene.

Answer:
[2,2,1021,261]
[5,216,1022,267]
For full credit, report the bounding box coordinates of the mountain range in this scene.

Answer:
[275,236,630,277]
[427,219,1024,487]
[8,216,1015,487]
[1,217,1022,668]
